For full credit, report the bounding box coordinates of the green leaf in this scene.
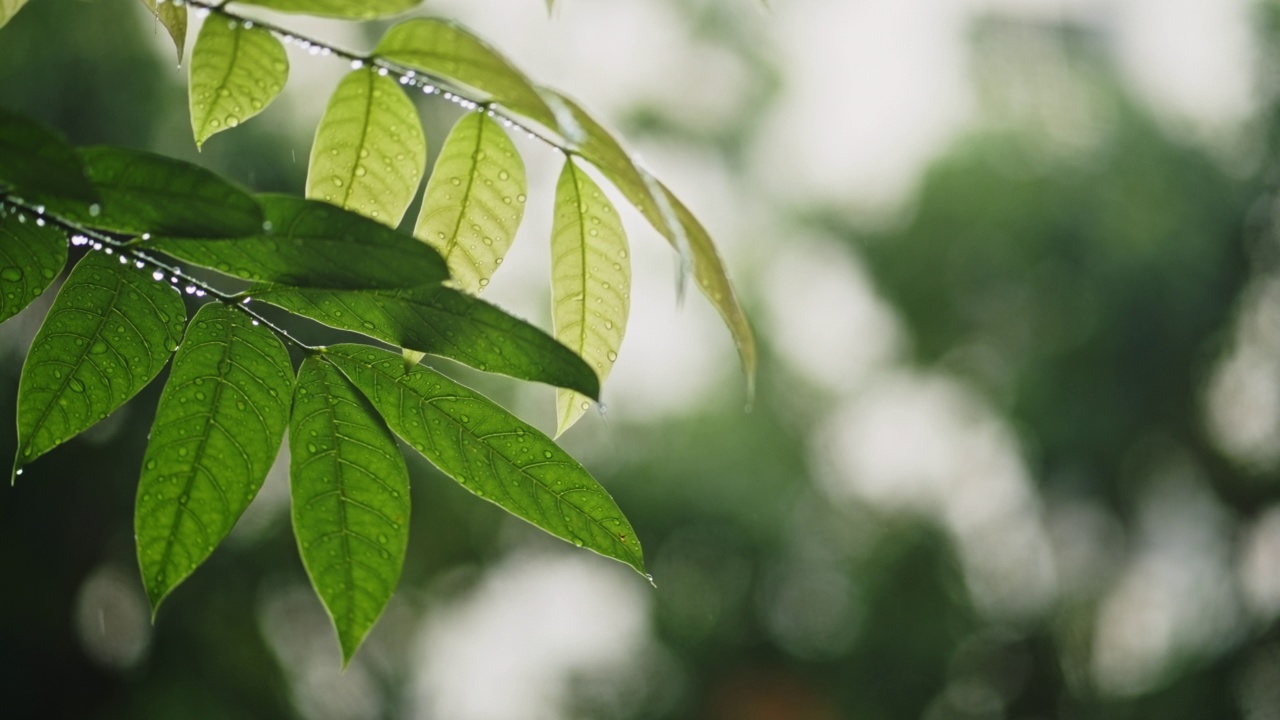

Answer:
[135,302,293,610]
[0,0,29,29]
[248,284,600,398]
[14,251,186,476]
[0,211,67,325]
[306,67,426,227]
[550,160,629,436]
[189,16,288,147]
[374,19,560,133]
[291,356,409,665]
[322,344,645,576]
[51,147,264,238]
[657,182,757,398]
[415,112,526,294]
[144,195,447,289]
[236,0,420,19]
[140,0,187,62]
[0,108,97,204]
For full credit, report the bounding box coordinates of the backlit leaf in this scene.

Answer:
[52,146,264,238]
[189,16,288,147]
[237,0,420,19]
[140,0,187,62]
[291,356,409,665]
[0,107,97,203]
[374,19,559,132]
[307,67,425,227]
[0,0,29,30]
[135,302,293,610]
[15,251,186,476]
[323,344,645,575]
[0,210,66,325]
[145,195,447,289]
[550,159,629,436]
[248,284,600,398]
[415,112,526,294]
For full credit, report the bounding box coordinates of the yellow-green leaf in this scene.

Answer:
[135,302,293,611]
[189,16,288,147]
[323,344,645,576]
[415,112,526,294]
[374,18,559,133]
[140,0,187,62]
[1,0,30,30]
[291,356,409,666]
[550,159,629,436]
[236,0,420,19]
[307,67,426,227]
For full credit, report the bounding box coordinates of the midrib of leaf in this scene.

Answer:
[337,353,641,569]
[568,162,590,369]
[337,70,377,211]
[440,113,485,263]
[314,370,358,632]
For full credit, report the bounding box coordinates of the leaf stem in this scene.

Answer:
[0,194,318,352]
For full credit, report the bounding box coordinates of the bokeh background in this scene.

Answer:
[4,0,1280,717]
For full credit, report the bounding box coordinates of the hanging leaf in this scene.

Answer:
[144,195,447,290]
[135,302,293,610]
[291,356,409,665]
[374,19,559,133]
[306,67,426,227]
[415,112,526,294]
[0,0,29,30]
[247,284,600,398]
[0,211,67,325]
[550,160,629,436]
[140,0,187,62]
[51,146,264,238]
[322,344,645,576]
[236,0,420,19]
[14,251,186,476]
[188,16,288,147]
[0,107,97,204]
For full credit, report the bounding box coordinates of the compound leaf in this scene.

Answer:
[415,112,526,294]
[550,159,629,436]
[374,19,559,132]
[291,356,409,665]
[15,251,186,476]
[140,0,187,62]
[248,284,599,398]
[307,67,425,227]
[145,195,447,289]
[0,210,67,325]
[53,147,264,238]
[322,344,644,576]
[189,16,288,147]
[236,0,420,19]
[135,302,293,611]
[0,107,97,204]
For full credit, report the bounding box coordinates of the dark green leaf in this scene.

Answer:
[550,159,629,436]
[144,195,447,289]
[374,19,560,132]
[15,251,186,476]
[248,284,600,398]
[236,0,420,19]
[135,302,293,610]
[0,210,66,325]
[52,147,264,238]
[415,112,526,294]
[0,0,30,30]
[307,68,425,227]
[323,344,645,576]
[291,356,409,665]
[0,107,97,204]
[189,16,288,147]
[140,0,187,62]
